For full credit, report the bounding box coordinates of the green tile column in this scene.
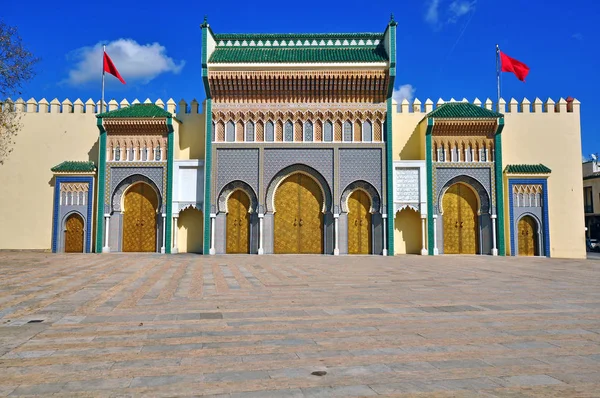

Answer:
[426,119,435,255]
[385,16,397,256]
[165,118,174,254]
[494,118,506,255]
[201,18,213,255]
[95,118,106,253]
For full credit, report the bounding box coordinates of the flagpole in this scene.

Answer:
[496,44,501,110]
[101,45,106,114]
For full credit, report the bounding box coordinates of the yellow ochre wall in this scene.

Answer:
[0,99,206,251]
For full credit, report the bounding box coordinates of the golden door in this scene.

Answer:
[518,216,537,256]
[274,173,323,254]
[123,183,158,252]
[443,183,478,254]
[226,190,250,254]
[348,190,371,254]
[64,213,84,253]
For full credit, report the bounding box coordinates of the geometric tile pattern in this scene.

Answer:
[340,149,383,200]
[0,252,599,396]
[106,165,165,212]
[215,149,259,203]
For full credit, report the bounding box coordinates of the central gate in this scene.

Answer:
[123,183,158,252]
[443,183,478,254]
[274,173,323,254]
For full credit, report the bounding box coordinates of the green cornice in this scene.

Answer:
[202,23,211,98]
[209,47,388,64]
[165,118,174,254]
[51,161,96,173]
[96,104,171,119]
[425,102,503,120]
[95,118,106,253]
[495,117,506,255]
[505,164,552,174]
[426,118,435,255]
[214,32,384,42]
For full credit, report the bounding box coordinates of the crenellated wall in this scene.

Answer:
[0,95,584,257]
[0,98,205,250]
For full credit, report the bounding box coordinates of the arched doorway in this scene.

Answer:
[348,190,371,254]
[178,208,203,253]
[394,207,421,254]
[518,215,538,256]
[226,190,250,254]
[123,183,158,252]
[443,183,479,254]
[274,173,323,254]
[64,213,84,253]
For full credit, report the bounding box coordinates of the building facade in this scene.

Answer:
[0,18,586,258]
[583,158,600,241]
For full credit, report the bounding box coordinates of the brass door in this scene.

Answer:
[274,173,323,254]
[518,216,537,256]
[443,183,478,254]
[64,213,84,253]
[348,190,371,254]
[226,190,250,254]
[123,183,158,252]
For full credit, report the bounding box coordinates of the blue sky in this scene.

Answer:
[4,0,597,156]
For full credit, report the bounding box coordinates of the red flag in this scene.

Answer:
[500,51,530,82]
[103,51,126,84]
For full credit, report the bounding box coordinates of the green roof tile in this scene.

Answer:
[51,161,96,173]
[505,164,552,174]
[209,47,388,64]
[214,32,384,42]
[96,104,172,119]
[427,102,503,119]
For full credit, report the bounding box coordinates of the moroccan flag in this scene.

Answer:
[103,51,126,84]
[500,51,530,82]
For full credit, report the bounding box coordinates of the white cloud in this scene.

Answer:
[425,0,441,25]
[66,39,185,85]
[425,0,476,28]
[392,84,416,104]
[448,1,476,23]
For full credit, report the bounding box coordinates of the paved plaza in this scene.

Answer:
[0,253,599,397]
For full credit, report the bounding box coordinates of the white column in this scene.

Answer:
[102,214,110,253]
[433,214,439,255]
[171,215,179,254]
[160,214,166,253]
[382,213,388,256]
[209,213,216,255]
[334,214,340,255]
[491,214,498,256]
[258,213,264,255]
[421,216,428,255]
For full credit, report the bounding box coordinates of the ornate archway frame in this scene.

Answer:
[112,174,163,214]
[265,164,332,214]
[60,210,86,253]
[217,181,258,214]
[438,176,490,216]
[340,181,381,214]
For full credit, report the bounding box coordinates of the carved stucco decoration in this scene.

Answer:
[340,180,381,214]
[394,167,420,213]
[217,181,259,214]
[111,174,163,213]
[265,164,332,213]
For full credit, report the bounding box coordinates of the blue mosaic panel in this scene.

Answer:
[246,121,255,142]
[343,121,352,142]
[265,121,274,142]
[304,121,313,142]
[362,121,373,142]
[339,148,382,199]
[226,121,235,142]
[284,121,294,142]
[323,121,333,142]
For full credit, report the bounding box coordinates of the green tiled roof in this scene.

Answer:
[214,32,384,42]
[427,103,503,119]
[209,47,388,63]
[505,164,552,174]
[51,161,96,173]
[96,104,172,119]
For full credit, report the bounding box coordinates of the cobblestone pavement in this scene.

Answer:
[0,253,599,397]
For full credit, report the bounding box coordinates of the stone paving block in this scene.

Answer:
[63,378,132,391]
[429,359,491,369]
[498,375,565,387]
[141,343,203,352]
[230,388,305,398]
[302,385,377,397]
[203,370,271,382]
[130,375,199,388]
[9,382,66,395]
